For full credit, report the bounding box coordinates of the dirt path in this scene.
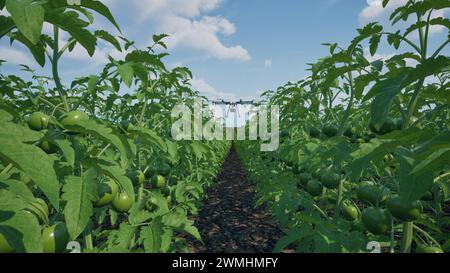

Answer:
[187,145,283,253]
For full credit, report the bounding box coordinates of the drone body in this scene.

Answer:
[212,99,255,118]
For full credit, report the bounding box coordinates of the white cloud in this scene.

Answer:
[264,59,272,67]
[0,46,33,66]
[132,0,223,21]
[359,0,448,35]
[128,0,250,61]
[190,78,238,101]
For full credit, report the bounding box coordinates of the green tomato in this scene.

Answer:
[159,164,171,176]
[343,127,356,138]
[369,117,396,135]
[361,207,392,235]
[42,223,70,253]
[356,183,390,205]
[112,192,134,213]
[421,191,433,201]
[298,173,313,187]
[145,197,159,211]
[322,124,338,137]
[342,200,359,221]
[151,175,166,189]
[39,140,58,154]
[127,170,145,185]
[60,111,89,127]
[320,171,341,189]
[28,112,49,131]
[0,233,15,253]
[386,196,423,222]
[96,179,119,207]
[306,180,324,197]
[416,246,444,253]
[280,130,290,138]
[309,127,321,138]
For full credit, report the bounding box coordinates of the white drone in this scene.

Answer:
[212,99,255,117]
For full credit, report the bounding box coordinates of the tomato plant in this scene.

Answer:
[0,0,448,254]
[0,0,230,253]
[236,0,449,253]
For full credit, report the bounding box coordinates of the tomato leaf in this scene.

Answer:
[117,63,134,87]
[64,119,131,168]
[94,30,121,52]
[6,0,44,44]
[62,168,98,240]
[140,217,163,253]
[397,148,433,202]
[86,158,135,199]
[45,9,97,56]
[0,180,34,202]
[0,138,60,210]
[0,15,15,39]
[0,190,42,252]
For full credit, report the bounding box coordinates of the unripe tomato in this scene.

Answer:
[127,170,145,185]
[416,246,444,253]
[280,130,290,138]
[320,171,341,189]
[421,191,433,201]
[112,192,134,213]
[306,180,324,197]
[369,117,396,135]
[342,200,359,221]
[42,223,70,253]
[386,196,423,222]
[361,207,391,235]
[151,175,166,189]
[159,163,171,176]
[96,179,119,207]
[309,127,321,138]
[145,196,159,211]
[0,233,14,253]
[28,112,49,131]
[60,111,89,127]
[343,127,356,138]
[39,140,58,154]
[322,124,338,137]
[356,183,390,205]
[298,173,313,187]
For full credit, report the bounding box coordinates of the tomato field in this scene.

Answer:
[0,0,449,254]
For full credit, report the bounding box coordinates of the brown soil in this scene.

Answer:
[187,146,283,253]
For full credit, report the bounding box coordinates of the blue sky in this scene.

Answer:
[0,0,448,107]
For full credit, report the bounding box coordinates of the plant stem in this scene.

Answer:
[390,219,395,253]
[339,72,355,134]
[52,26,70,112]
[334,180,344,222]
[404,78,425,129]
[0,163,13,177]
[413,224,441,247]
[83,222,94,251]
[399,222,413,253]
